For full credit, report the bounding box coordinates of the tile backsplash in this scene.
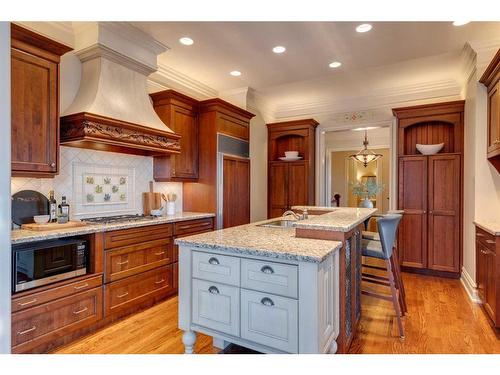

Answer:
[11,146,183,219]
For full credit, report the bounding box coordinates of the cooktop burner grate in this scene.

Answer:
[82,214,157,224]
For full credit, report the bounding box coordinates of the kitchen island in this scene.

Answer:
[176,207,376,354]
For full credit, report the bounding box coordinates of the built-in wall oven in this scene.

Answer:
[12,238,88,293]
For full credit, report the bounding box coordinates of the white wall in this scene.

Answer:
[0,21,11,354]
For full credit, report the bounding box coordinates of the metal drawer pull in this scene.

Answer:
[73,283,89,290]
[260,265,274,274]
[477,233,485,237]
[261,297,275,307]
[208,257,219,265]
[18,298,37,306]
[155,251,166,256]
[155,279,165,284]
[480,249,490,255]
[117,292,129,298]
[486,240,496,244]
[208,286,220,294]
[73,307,88,315]
[17,326,36,335]
[117,260,129,265]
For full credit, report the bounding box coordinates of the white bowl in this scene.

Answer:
[416,143,444,155]
[34,215,50,224]
[284,151,299,158]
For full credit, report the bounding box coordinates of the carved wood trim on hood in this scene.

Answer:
[60,112,181,156]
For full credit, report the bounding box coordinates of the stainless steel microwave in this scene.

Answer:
[12,238,88,293]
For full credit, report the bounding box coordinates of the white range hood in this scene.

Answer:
[60,22,180,156]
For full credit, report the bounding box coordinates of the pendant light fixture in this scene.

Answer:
[349,130,382,167]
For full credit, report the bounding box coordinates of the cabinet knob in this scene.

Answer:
[50,162,56,168]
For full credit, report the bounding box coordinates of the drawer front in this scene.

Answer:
[104,223,173,249]
[192,279,239,336]
[174,218,214,236]
[104,265,173,316]
[105,238,173,282]
[476,227,496,253]
[241,259,298,298]
[240,289,298,353]
[12,287,102,353]
[192,251,240,286]
[12,275,103,313]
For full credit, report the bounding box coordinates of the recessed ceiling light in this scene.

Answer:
[179,37,194,46]
[230,70,242,77]
[452,21,470,26]
[356,23,372,33]
[272,46,286,54]
[329,61,342,68]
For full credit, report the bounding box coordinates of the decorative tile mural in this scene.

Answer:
[11,146,183,219]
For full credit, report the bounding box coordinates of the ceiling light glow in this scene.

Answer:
[272,46,286,54]
[230,70,242,77]
[179,37,194,45]
[452,21,470,26]
[329,61,342,68]
[356,24,372,33]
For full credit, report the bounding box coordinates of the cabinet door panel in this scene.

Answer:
[223,156,250,228]
[487,83,500,153]
[428,155,461,272]
[398,156,428,268]
[476,242,487,303]
[11,48,58,175]
[171,106,198,179]
[268,163,288,218]
[288,161,308,207]
[485,250,497,320]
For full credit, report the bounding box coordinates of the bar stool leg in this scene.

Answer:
[385,259,405,339]
[391,248,408,314]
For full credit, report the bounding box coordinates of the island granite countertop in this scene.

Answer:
[175,217,343,263]
[11,212,215,245]
[292,206,377,232]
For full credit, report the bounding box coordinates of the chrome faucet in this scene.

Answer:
[282,209,309,220]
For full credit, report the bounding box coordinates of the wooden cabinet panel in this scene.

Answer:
[173,218,214,236]
[477,242,487,304]
[487,83,500,154]
[222,155,250,228]
[12,274,102,313]
[427,155,461,272]
[11,48,58,176]
[104,224,173,249]
[151,90,199,181]
[288,162,308,207]
[398,156,428,269]
[11,287,102,353]
[269,162,288,218]
[218,113,249,140]
[10,24,71,178]
[104,265,173,316]
[485,249,497,320]
[104,238,173,283]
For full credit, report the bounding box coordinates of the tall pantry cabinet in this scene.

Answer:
[394,101,464,277]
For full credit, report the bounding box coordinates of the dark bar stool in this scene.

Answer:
[361,214,405,339]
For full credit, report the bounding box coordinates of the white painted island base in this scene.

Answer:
[178,245,340,354]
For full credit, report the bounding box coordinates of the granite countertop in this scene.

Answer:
[292,207,377,232]
[175,218,343,263]
[474,220,500,236]
[11,212,215,245]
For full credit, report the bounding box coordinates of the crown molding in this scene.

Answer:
[149,63,218,100]
[469,38,500,74]
[272,78,462,120]
[460,43,477,85]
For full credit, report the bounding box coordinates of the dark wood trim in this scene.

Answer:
[266,118,319,130]
[60,112,181,156]
[150,89,200,108]
[480,49,500,86]
[392,100,465,119]
[198,98,255,120]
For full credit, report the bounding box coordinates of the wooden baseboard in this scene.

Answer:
[401,266,460,279]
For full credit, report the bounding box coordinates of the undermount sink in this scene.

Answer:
[258,219,296,228]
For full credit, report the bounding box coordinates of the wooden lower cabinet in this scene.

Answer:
[12,287,103,354]
[104,265,173,316]
[476,226,499,327]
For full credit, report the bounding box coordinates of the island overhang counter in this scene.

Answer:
[175,207,376,354]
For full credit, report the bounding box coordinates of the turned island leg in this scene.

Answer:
[182,330,197,354]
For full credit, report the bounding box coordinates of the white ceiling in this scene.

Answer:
[325,127,391,151]
[133,21,500,102]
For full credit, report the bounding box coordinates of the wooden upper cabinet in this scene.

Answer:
[10,24,72,177]
[480,49,500,172]
[267,119,318,218]
[151,90,199,181]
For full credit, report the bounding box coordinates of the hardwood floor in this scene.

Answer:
[54,273,500,354]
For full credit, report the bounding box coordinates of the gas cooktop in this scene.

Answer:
[82,214,158,224]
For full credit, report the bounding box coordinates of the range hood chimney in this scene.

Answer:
[60,22,180,156]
